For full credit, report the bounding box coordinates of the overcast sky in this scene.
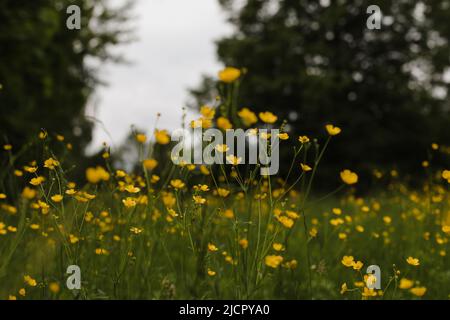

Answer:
[87,0,232,152]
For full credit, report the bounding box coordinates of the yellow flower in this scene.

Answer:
[217,188,230,197]
[341,255,355,267]
[272,243,284,251]
[170,179,185,189]
[49,282,60,294]
[217,116,233,130]
[238,108,258,126]
[410,287,427,297]
[200,105,215,119]
[65,188,77,195]
[298,135,310,144]
[95,248,109,255]
[3,144,12,151]
[208,243,219,252]
[340,283,348,294]
[338,232,347,240]
[200,165,210,175]
[283,259,298,270]
[51,194,63,203]
[43,157,59,170]
[239,238,248,249]
[223,209,234,219]
[226,155,242,166]
[406,256,420,266]
[69,234,79,244]
[399,278,414,289]
[300,163,312,172]
[24,275,37,287]
[38,200,50,214]
[155,129,170,145]
[21,187,36,200]
[265,255,283,268]
[135,133,147,143]
[151,174,160,184]
[86,166,110,184]
[0,193,6,199]
[278,133,289,140]
[24,166,38,173]
[125,185,141,194]
[30,224,40,230]
[285,210,300,219]
[193,195,206,205]
[14,169,23,177]
[207,269,216,276]
[215,144,229,153]
[29,176,45,186]
[143,159,158,170]
[325,124,341,136]
[39,131,48,139]
[218,67,241,83]
[122,197,137,208]
[19,288,26,296]
[116,170,127,178]
[8,295,16,300]
[259,111,278,124]
[352,260,363,270]
[362,287,377,298]
[442,170,450,183]
[194,184,210,192]
[309,227,318,238]
[277,215,294,229]
[340,169,358,185]
[56,134,65,142]
[130,227,143,234]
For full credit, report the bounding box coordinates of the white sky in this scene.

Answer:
[87,0,232,152]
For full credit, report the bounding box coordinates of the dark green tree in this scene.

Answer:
[191,0,450,186]
[0,0,131,166]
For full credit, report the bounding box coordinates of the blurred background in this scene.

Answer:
[0,0,449,188]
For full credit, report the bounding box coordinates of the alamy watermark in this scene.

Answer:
[171,128,280,175]
[66,5,81,30]
[66,265,81,290]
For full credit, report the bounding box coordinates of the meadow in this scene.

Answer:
[0,68,449,300]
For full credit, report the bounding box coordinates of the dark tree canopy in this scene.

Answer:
[192,0,450,184]
[0,0,131,160]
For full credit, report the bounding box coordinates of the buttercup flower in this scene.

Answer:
[155,129,170,145]
[218,67,241,83]
[259,111,278,124]
[217,117,233,130]
[51,194,63,203]
[340,169,358,185]
[170,179,185,189]
[300,163,312,172]
[406,256,420,266]
[298,135,310,144]
[238,108,258,126]
[44,157,59,170]
[399,278,414,289]
[265,255,283,268]
[410,287,427,297]
[200,105,215,120]
[135,133,147,144]
[325,124,341,136]
[341,255,355,267]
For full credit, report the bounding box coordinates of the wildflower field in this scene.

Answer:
[0,68,449,300]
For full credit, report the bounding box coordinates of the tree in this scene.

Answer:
[191,0,450,186]
[0,0,132,168]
